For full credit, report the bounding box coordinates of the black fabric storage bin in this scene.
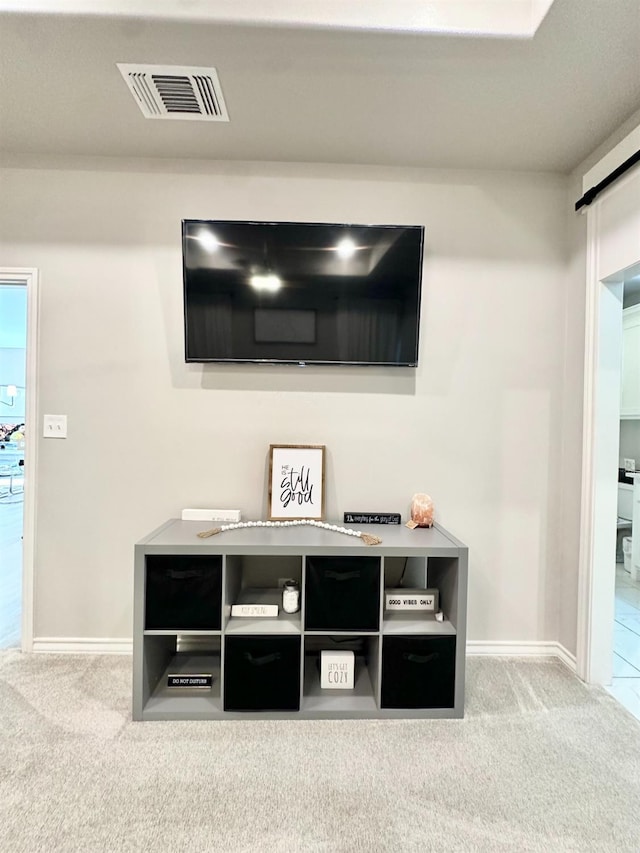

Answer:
[381,635,456,709]
[305,556,380,631]
[224,636,301,711]
[145,555,222,631]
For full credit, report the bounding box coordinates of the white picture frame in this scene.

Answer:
[268,444,326,521]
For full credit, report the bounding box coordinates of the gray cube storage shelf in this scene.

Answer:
[133,519,468,720]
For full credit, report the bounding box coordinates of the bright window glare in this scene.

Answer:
[197,230,219,252]
[249,273,282,292]
[336,237,357,259]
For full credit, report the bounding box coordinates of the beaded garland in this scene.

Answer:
[197,518,382,545]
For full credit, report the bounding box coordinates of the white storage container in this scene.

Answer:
[623,536,633,572]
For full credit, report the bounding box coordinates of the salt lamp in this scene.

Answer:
[411,493,434,527]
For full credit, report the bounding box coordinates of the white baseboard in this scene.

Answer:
[467,640,577,672]
[32,637,133,655]
[30,637,577,670]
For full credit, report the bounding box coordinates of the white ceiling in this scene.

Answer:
[0,1,557,37]
[0,0,639,172]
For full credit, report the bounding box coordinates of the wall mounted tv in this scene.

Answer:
[182,220,424,366]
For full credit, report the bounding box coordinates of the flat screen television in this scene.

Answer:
[182,220,424,366]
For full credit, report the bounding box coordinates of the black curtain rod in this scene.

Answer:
[575,149,640,212]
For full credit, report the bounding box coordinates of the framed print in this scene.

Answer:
[268,444,326,521]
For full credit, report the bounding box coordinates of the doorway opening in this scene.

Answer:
[0,282,27,647]
[0,268,37,652]
[578,257,640,721]
[609,276,640,718]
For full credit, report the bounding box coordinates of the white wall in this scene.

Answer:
[619,421,640,468]
[0,159,568,644]
[0,348,26,421]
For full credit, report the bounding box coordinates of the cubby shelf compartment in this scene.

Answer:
[302,657,378,715]
[145,653,222,720]
[382,614,456,635]
[144,553,222,632]
[225,588,301,635]
[135,633,222,721]
[133,518,468,720]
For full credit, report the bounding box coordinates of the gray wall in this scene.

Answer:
[556,172,587,656]
[1,159,569,646]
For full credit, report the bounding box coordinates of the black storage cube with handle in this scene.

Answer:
[224,635,301,711]
[305,556,380,631]
[381,635,456,709]
[145,555,222,631]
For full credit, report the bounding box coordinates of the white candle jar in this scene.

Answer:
[282,580,300,614]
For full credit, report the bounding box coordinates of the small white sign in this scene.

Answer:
[231,604,279,618]
[320,650,354,689]
[385,589,439,611]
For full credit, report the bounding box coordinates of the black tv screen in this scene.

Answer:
[182,220,424,366]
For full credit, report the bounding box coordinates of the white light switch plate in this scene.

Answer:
[624,458,636,472]
[43,414,67,438]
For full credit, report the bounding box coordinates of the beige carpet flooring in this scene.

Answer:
[1,652,639,852]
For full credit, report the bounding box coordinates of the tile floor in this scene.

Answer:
[607,563,640,720]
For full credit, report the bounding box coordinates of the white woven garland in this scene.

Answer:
[197,518,382,545]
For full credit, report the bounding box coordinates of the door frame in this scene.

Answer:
[0,267,38,652]
[577,165,640,683]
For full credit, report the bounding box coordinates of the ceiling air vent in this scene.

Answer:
[117,64,229,121]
